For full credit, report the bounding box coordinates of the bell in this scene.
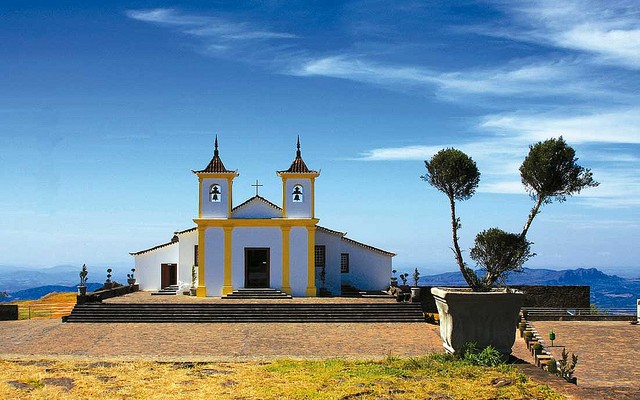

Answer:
[212,193,219,201]
[293,194,300,201]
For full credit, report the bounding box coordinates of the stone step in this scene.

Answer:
[66,302,424,323]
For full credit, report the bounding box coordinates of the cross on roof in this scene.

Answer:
[251,179,263,196]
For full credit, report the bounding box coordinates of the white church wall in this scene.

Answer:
[340,241,392,291]
[177,229,197,288]
[201,178,230,218]
[289,226,309,296]
[133,242,179,291]
[315,229,342,295]
[231,227,283,290]
[285,179,312,218]
[204,227,225,296]
[232,200,281,219]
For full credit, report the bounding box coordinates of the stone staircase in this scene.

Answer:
[65,302,425,323]
[151,285,180,296]
[223,288,292,299]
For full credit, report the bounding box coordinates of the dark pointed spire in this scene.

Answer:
[193,135,235,173]
[277,136,317,174]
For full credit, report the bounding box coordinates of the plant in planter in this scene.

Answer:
[390,269,398,288]
[78,264,88,296]
[410,268,421,302]
[104,268,113,289]
[423,138,597,355]
[127,268,136,286]
[518,322,527,336]
[399,273,408,286]
[531,342,543,357]
[190,264,198,296]
[523,331,534,345]
[556,348,578,384]
[546,358,558,374]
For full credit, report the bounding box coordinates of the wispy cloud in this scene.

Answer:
[486,1,640,69]
[126,8,298,56]
[293,55,608,100]
[480,107,640,144]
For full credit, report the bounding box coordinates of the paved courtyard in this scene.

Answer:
[0,319,443,361]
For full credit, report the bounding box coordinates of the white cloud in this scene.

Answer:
[492,1,640,69]
[481,108,640,144]
[293,55,605,100]
[125,8,298,55]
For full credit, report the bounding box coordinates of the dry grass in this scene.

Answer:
[11,292,76,320]
[0,356,564,399]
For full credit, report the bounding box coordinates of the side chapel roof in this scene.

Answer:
[277,136,318,174]
[193,135,236,174]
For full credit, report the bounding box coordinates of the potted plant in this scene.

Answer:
[422,138,597,355]
[410,268,421,302]
[104,268,113,289]
[518,321,527,337]
[190,265,197,296]
[78,264,88,296]
[127,268,136,286]
[531,342,543,357]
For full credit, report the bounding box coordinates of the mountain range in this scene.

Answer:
[420,267,639,309]
[0,265,637,309]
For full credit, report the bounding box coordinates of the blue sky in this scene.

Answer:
[1,1,639,277]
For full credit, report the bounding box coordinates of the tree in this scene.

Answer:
[422,138,597,292]
[470,228,533,290]
[520,137,599,237]
[421,148,480,289]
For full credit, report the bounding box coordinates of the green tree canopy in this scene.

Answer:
[520,137,599,236]
[422,148,480,201]
[470,228,534,290]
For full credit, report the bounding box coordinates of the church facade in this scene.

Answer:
[132,138,394,297]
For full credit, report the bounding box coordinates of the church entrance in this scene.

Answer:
[244,248,270,288]
[160,263,177,289]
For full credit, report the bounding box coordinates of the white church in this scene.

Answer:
[132,138,394,297]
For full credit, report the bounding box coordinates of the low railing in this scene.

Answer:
[18,303,75,320]
[522,307,637,321]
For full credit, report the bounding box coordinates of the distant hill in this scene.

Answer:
[0,283,103,302]
[421,267,640,309]
[0,265,131,292]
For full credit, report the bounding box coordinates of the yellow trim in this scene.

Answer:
[279,176,317,219]
[281,180,287,218]
[195,172,239,179]
[222,226,234,295]
[280,226,291,294]
[197,175,237,218]
[228,177,233,217]
[276,172,320,179]
[194,218,319,228]
[196,227,206,297]
[310,177,315,218]
[306,225,317,297]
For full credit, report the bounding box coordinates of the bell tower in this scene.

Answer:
[193,136,239,219]
[277,137,320,219]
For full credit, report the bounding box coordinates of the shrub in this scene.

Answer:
[546,359,557,373]
[461,343,505,367]
[556,348,578,382]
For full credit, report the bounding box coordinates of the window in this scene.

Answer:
[209,184,222,202]
[292,185,303,202]
[314,245,325,268]
[194,245,199,266]
[341,253,350,273]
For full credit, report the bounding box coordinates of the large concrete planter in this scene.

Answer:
[431,287,524,355]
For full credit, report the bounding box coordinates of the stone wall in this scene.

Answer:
[78,284,139,304]
[409,285,590,313]
[0,304,19,320]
